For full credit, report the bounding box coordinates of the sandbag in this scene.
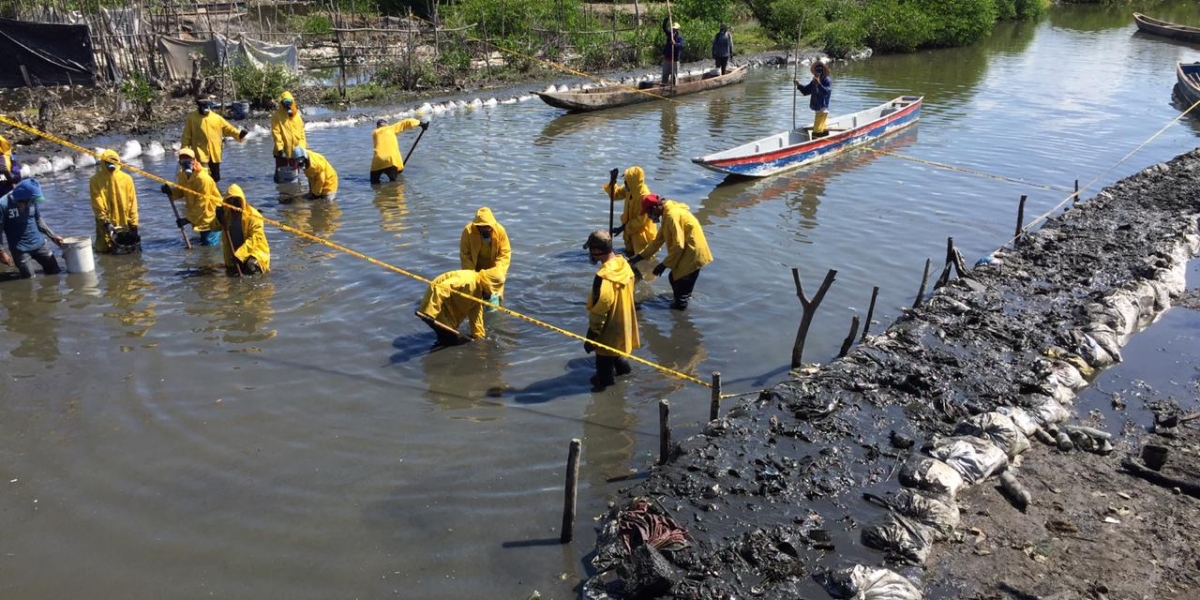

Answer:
[861,513,934,564]
[1084,324,1123,364]
[927,436,1008,484]
[955,412,1031,458]
[815,565,923,600]
[994,406,1039,437]
[1077,332,1116,368]
[898,457,964,498]
[1048,360,1086,391]
[1101,293,1141,336]
[864,489,960,541]
[1026,396,1070,426]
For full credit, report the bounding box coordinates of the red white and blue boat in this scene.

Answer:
[692,95,923,178]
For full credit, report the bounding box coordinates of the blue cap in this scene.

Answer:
[292,147,308,159]
[11,179,43,203]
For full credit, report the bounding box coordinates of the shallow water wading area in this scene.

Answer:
[4,2,1200,600]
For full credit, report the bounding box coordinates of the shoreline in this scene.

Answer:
[582,149,1200,599]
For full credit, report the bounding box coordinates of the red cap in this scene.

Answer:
[641,193,662,214]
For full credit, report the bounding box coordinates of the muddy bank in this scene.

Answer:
[583,151,1200,599]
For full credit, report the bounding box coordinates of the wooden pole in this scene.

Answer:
[791,22,801,130]
[935,237,956,289]
[912,258,931,309]
[861,286,879,341]
[1015,194,1027,242]
[837,316,860,358]
[709,371,721,421]
[1073,179,1079,206]
[560,438,582,544]
[790,268,838,369]
[658,399,671,465]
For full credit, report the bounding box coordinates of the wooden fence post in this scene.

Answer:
[791,268,837,368]
[560,438,581,544]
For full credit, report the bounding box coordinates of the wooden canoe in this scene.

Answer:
[1177,62,1200,106]
[691,95,923,178]
[1134,13,1200,44]
[536,65,747,113]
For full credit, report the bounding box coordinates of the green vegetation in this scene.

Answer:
[119,72,158,120]
[230,62,300,108]
[750,0,1048,57]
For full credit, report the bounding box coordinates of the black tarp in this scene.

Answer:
[0,18,95,87]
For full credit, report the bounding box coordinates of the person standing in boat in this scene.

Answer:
[711,24,734,75]
[795,60,833,137]
[661,17,684,86]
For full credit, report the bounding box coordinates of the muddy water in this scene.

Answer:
[2,3,1199,598]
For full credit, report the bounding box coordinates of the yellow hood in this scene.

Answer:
[100,148,122,171]
[0,134,11,155]
[226,183,247,203]
[470,206,501,230]
[597,255,636,287]
[623,166,645,190]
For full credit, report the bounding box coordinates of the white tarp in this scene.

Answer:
[159,33,296,81]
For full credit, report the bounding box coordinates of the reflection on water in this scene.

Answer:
[101,257,157,338]
[1,278,63,362]
[4,1,1200,597]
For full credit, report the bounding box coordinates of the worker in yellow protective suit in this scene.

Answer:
[371,118,428,184]
[89,149,140,254]
[0,134,18,197]
[180,95,247,183]
[270,91,306,170]
[294,147,339,200]
[629,194,713,311]
[415,267,505,347]
[161,147,222,246]
[603,166,658,256]
[583,229,640,391]
[459,206,510,306]
[216,183,270,276]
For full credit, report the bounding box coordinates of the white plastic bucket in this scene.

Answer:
[61,236,95,273]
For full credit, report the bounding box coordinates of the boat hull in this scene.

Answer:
[691,96,923,178]
[1177,62,1200,106]
[1134,13,1200,44]
[536,66,747,113]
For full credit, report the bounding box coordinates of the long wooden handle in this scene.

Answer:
[165,192,192,250]
[606,170,618,233]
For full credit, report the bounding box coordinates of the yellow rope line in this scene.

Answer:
[864,148,1073,192]
[0,113,714,390]
[998,97,1200,250]
[409,14,684,105]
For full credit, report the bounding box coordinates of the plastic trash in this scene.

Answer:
[863,489,960,541]
[862,512,935,563]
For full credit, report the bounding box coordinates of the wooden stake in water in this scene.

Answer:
[709,371,722,421]
[1015,194,1028,242]
[658,400,671,465]
[913,258,931,309]
[861,286,880,342]
[560,438,581,544]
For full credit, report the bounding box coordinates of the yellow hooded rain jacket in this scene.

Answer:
[418,268,505,340]
[270,91,307,158]
[0,134,12,173]
[181,110,242,164]
[302,149,339,196]
[89,149,139,252]
[371,118,422,172]
[587,255,640,357]
[219,184,271,273]
[169,158,222,232]
[459,207,511,297]
[603,166,658,255]
[638,200,713,279]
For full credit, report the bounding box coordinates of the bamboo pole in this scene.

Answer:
[560,438,582,544]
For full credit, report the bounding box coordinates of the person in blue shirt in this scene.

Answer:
[0,179,64,279]
[795,60,833,137]
[660,17,684,86]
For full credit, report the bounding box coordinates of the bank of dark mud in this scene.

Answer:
[584,150,1200,599]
